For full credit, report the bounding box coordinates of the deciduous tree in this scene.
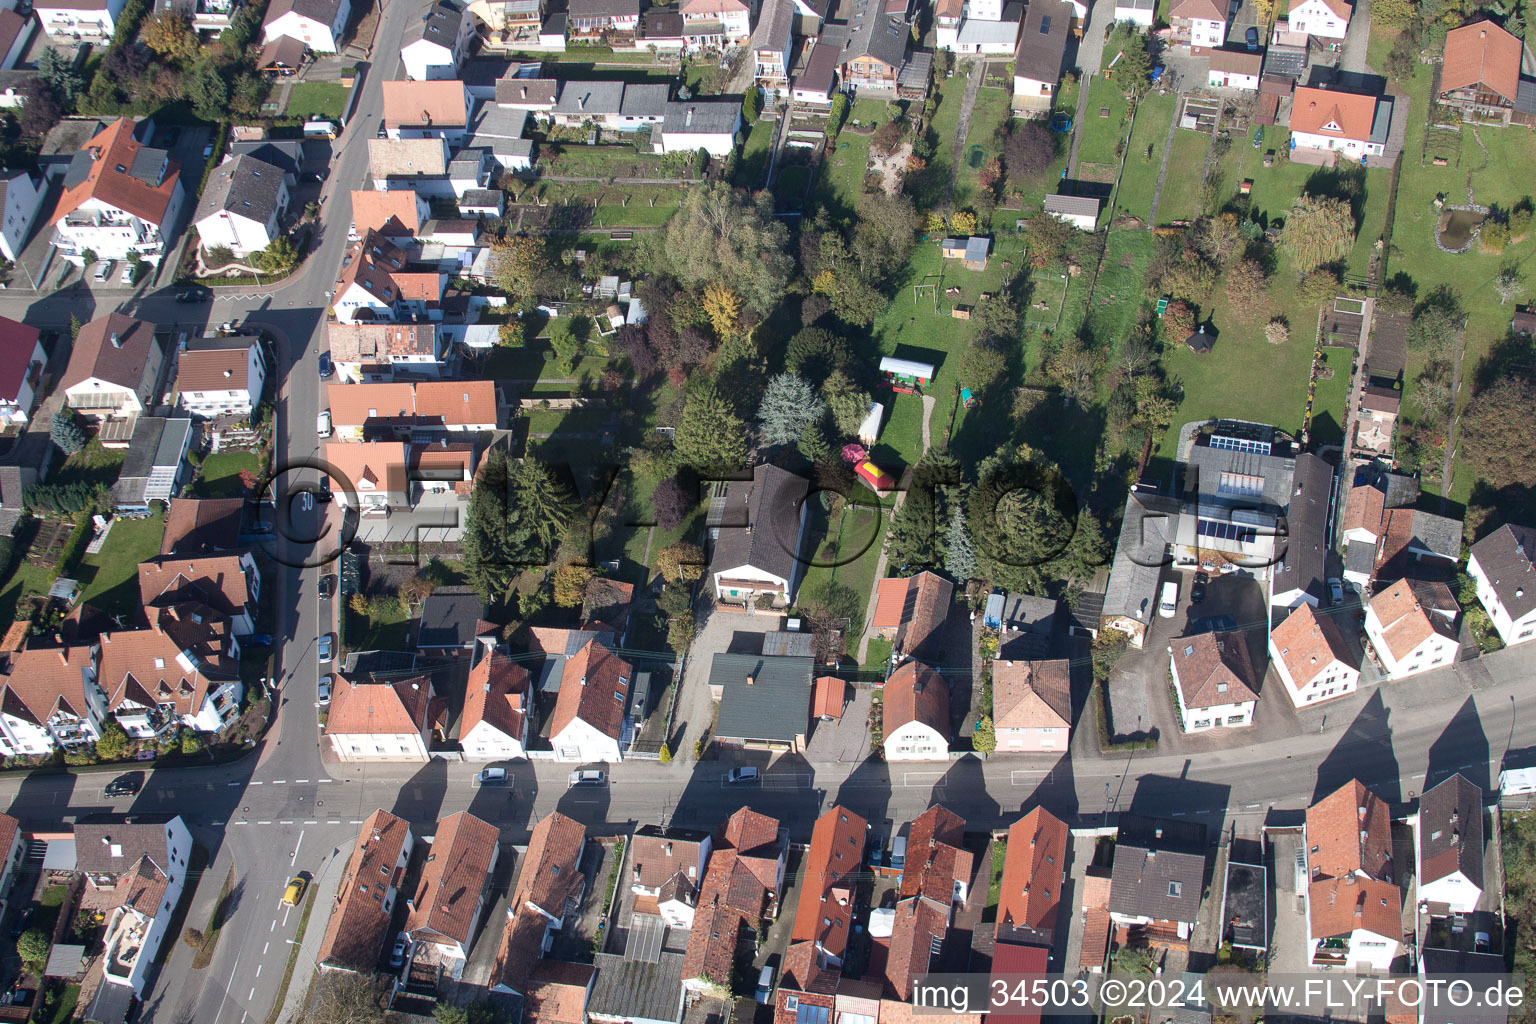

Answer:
[490,236,548,304]
[143,9,198,64]
[958,342,1008,398]
[1003,120,1056,186]
[1495,260,1525,305]
[1223,259,1270,314]
[1461,375,1536,488]
[655,541,706,583]
[553,563,596,607]
[702,282,742,339]
[652,476,692,531]
[652,182,793,314]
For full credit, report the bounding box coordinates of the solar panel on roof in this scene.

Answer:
[797,1005,831,1024]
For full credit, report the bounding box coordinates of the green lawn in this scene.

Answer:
[53,440,125,490]
[1075,76,1133,169]
[193,452,260,498]
[77,510,166,618]
[43,983,79,1024]
[284,82,349,121]
[1308,349,1354,447]
[347,600,411,651]
[795,501,887,637]
[1156,129,1214,223]
[870,393,928,475]
[1114,92,1178,222]
[523,408,613,435]
[815,99,889,217]
[0,558,52,627]
[955,87,1011,209]
[537,144,686,178]
[735,119,776,190]
[1086,231,1159,349]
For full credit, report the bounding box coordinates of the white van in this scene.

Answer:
[1158,581,1178,618]
[303,120,339,139]
[316,409,332,438]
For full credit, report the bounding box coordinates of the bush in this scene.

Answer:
[183,927,205,948]
[658,743,672,764]
[16,928,49,967]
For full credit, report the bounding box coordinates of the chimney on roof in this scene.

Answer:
[686,107,695,127]
[111,332,122,348]
[745,674,755,685]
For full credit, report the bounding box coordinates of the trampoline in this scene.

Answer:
[1050,113,1073,132]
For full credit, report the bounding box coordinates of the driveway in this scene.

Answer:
[803,685,872,762]
[1340,0,1373,74]
[674,598,784,758]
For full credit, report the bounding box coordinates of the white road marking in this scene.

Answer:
[1010,770,1049,785]
[255,965,262,978]
[328,820,341,824]
[304,820,318,825]
[257,821,272,825]
[279,820,293,824]
[249,781,263,785]
[270,920,275,932]
[263,942,268,955]
[295,779,309,783]
[283,904,293,927]
[901,772,943,787]
[291,830,306,867]
[272,780,287,785]
[249,988,256,1001]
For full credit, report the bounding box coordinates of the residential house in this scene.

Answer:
[681,807,787,990]
[491,811,588,995]
[1114,0,1155,28]
[324,674,436,762]
[751,0,793,93]
[709,464,811,609]
[405,811,501,979]
[548,638,631,762]
[367,137,454,196]
[75,814,193,996]
[876,805,971,1000]
[567,0,640,36]
[327,323,443,382]
[551,80,668,130]
[382,80,473,145]
[1304,779,1401,970]
[523,962,596,1024]
[1108,816,1208,949]
[1340,473,1461,589]
[403,0,475,81]
[192,154,290,258]
[332,230,447,324]
[51,118,184,266]
[774,941,839,1023]
[175,337,267,419]
[1439,20,1521,124]
[0,316,45,425]
[1289,0,1351,40]
[870,571,954,661]
[350,189,429,243]
[882,661,950,761]
[1416,773,1484,915]
[1170,0,1225,47]
[711,651,813,752]
[792,39,840,105]
[61,313,165,427]
[0,170,43,262]
[1170,631,1259,732]
[262,0,352,53]
[0,811,20,914]
[1270,452,1335,609]
[459,188,506,218]
[138,552,261,636]
[629,823,712,928]
[1467,523,1536,647]
[1364,578,1460,679]
[996,806,1069,947]
[416,588,491,654]
[837,0,918,97]
[96,616,243,738]
[1355,385,1400,456]
[658,102,741,156]
[1042,193,1100,229]
[495,75,560,112]
[317,810,416,970]
[463,104,533,170]
[679,0,750,50]
[35,0,126,43]
[159,498,245,557]
[991,658,1072,751]
[256,34,308,77]
[322,441,410,510]
[1176,428,1304,571]
[789,0,832,34]
[1208,49,1262,90]
[1289,85,1394,161]
[109,417,193,510]
[1100,488,1180,647]
[1268,603,1360,708]
[469,0,547,48]
[1011,0,1072,112]
[459,644,533,760]
[789,806,867,969]
[0,646,105,755]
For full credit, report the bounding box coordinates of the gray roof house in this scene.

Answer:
[553,80,626,119]
[1108,815,1208,943]
[1270,453,1335,609]
[1468,522,1536,645]
[710,652,814,752]
[709,464,811,609]
[1418,773,1485,912]
[112,418,194,512]
[588,951,686,1024]
[228,138,314,179]
[193,154,290,253]
[1101,489,1180,647]
[1419,949,1509,1024]
[416,587,491,652]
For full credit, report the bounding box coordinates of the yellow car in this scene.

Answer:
[281,876,307,906]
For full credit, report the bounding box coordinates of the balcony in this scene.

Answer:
[103,910,149,981]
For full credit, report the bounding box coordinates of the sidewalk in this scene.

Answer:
[273,840,352,1024]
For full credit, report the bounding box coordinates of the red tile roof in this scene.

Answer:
[317,810,413,970]
[1442,20,1521,100]
[112,856,170,915]
[871,572,953,658]
[881,895,950,1000]
[405,811,500,946]
[176,346,252,394]
[548,638,631,742]
[1291,85,1379,142]
[60,313,161,394]
[350,190,424,238]
[1170,631,1259,708]
[1306,778,1393,881]
[812,675,847,720]
[517,811,587,918]
[523,960,594,1024]
[3,646,101,724]
[684,807,784,984]
[0,316,40,404]
[899,804,971,906]
[137,555,252,620]
[991,659,1071,730]
[459,648,530,744]
[996,807,1068,941]
[790,805,867,958]
[883,661,950,741]
[383,80,470,129]
[97,619,236,719]
[324,675,432,738]
[52,119,181,227]
[1307,874,1401,941]
[989,942,1048,1024]
[1271,604,1354,688]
